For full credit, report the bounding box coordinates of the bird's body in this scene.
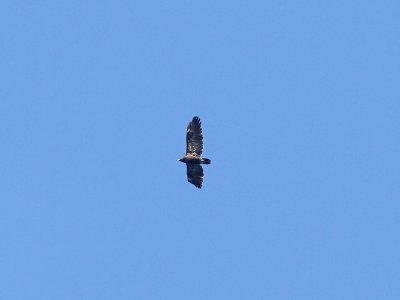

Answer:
[178,154,210,164]
[178,116,211,188]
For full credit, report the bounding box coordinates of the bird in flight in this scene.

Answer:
[178,116,211,188]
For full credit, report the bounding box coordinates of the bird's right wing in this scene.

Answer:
[187,164,204,189]
[186,116,203,156]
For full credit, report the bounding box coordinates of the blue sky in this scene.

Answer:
[1,1,399,299]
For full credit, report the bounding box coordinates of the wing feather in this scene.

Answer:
[186,116,203,155]
[186,164,204,188]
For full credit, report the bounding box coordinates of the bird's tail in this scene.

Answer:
[202,158,211,164]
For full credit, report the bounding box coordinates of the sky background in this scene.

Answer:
[1,1,399,299]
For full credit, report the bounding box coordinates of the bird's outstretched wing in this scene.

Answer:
[186,116,203,156]
[187,164,204,188]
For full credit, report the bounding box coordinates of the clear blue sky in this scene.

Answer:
[1,1,399,299]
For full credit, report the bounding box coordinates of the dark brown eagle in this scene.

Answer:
[178,116,211,188]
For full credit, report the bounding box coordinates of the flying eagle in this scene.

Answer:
[178,116,211,188]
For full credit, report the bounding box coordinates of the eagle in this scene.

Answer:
[178,116,211,188]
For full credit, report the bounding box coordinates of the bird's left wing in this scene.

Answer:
[186,116,203,156]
